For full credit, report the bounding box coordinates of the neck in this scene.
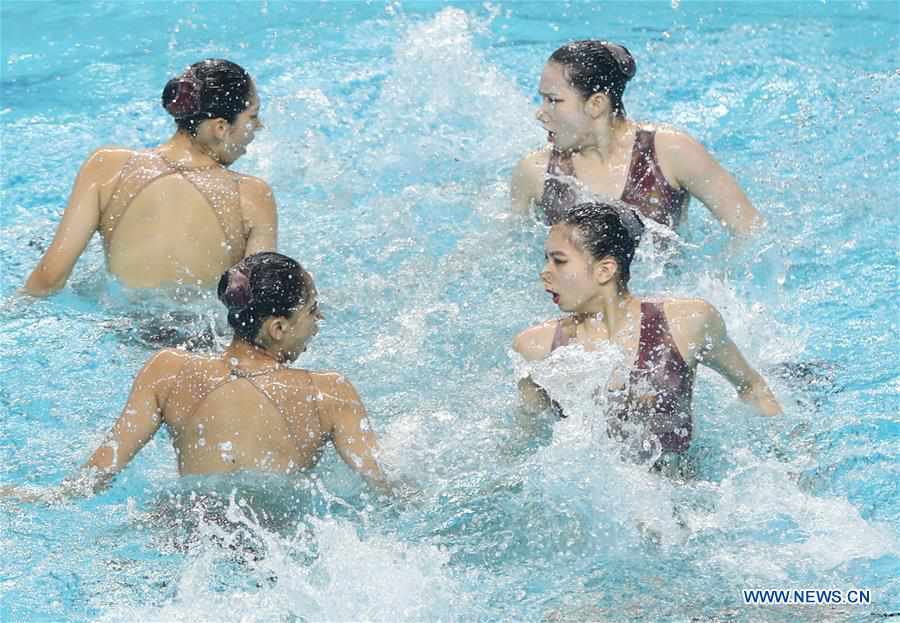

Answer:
[166,131,224,167]
[577,116,630,162]
[572,286,637,339]
[224,339,284,368]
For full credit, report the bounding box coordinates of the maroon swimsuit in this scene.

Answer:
[550,301,695,453]
[536,128,690,229]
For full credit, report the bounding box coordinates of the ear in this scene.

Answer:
[210,117,230,139]
[262,316,286,342]
[585,92,611,119]
[592,256,619,286]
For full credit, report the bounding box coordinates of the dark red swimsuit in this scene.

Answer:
[550,301,695,453]
[536,129,690,229]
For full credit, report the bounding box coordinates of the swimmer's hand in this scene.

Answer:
[0,469,109,504]
[0,484,53,503]
[738,375,783,417]
[0,484,72,504]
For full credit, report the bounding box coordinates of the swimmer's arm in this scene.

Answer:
[512,324,555,414]
[321,375,392,495]
[240,176,278,255]
[516,377,552,413]
[510,152,545,216]
[23,150,114,296]
[78,350,177,493]
[1,351,175,503]
[694,303,782,416]
[661,132,763,237]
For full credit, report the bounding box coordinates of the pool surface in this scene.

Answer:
[1,1,898,621]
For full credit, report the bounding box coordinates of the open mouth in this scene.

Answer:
[547,131,555,143]
[546,289,560,305]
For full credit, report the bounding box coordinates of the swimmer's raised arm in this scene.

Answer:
[78,349,180,493]
[23,148,128,296]
[658,131,764,237]
[688,301,782,417]
[1,349,178,503]
[510,151,547,216]
[317,373,392,495]
[512,322,556,413]
[239,175,278,256]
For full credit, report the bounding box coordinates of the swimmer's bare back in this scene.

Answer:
[83,349,389,491]
[24,142,277,295]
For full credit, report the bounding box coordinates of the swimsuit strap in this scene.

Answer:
[234,369,284,418]
[184,364,282,422]
[547,148,576,177]
[301,370,321,420]
[100,150,246,261]
[229,365,282,380]
[621,129,690,228]
[101,151,178,243]
[625,129,656,190]
[157,152,246,262]
[156,151,224,173]
[637,301,665,369]
[636,301,688,371]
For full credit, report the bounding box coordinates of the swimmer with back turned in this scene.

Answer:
[24,59,276,295]
[6,252,392,500]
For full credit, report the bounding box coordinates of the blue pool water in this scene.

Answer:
[1,1,898,621]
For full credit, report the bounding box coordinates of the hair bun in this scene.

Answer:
[222,268,252,310]
[164,75,201,119]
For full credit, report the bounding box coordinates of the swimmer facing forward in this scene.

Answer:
[513,202,781,461]
[7,253,392,499]
[24,59,276,295]
[511,41,763,236]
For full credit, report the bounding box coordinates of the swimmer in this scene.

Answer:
[24,59,276,295]
[6,252,392,500]
[513,202,781,462]
[511,41,763,236]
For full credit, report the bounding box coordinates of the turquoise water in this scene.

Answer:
[1,1,898,621]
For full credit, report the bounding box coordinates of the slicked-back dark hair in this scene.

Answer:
[162,59,253,135]
[549,40,635,118]
[217,252,312,344]
[561,202,644,286]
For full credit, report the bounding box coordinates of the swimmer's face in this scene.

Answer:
[280,289,323,362]
[541,224,600,312]
[535,62,594,152]
[219,83,262,165]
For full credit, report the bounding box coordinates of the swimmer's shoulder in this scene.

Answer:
[233,173,276,216]
[514,146,552,175]
[634,123,709,187]
[660,297,719,322]
[288,369,362,402]
[134,348,195,402]
[146,347,196,374]
[233,171,274,196]
[658,297,723,347]
[644,124,709,163]
[79,146,136,180]
[513,319,559,362]
[511,147,552,206]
